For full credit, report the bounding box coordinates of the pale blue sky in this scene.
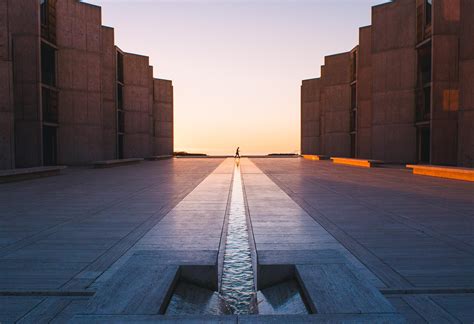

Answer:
[85,0,388,155]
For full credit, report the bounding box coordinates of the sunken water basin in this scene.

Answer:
[165,161,309,315]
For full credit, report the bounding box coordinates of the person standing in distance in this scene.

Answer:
[235,147,240,159]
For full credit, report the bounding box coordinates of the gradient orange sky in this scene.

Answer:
[87,0,387,155]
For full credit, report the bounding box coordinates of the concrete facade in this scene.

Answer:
[153,79,174,156]
[320,53,352,157]
[56,0,103,165]
[356,26,373,159]
[430,0,461,165]
[9,0,42,168]
[372,0,418,163]
[0,1,14,169]
[459,0,474,167]
[300,78,321,155]
[301,0,473,167]
[0,0,174,170]
[101,26,117,161]
[122,53,152,158]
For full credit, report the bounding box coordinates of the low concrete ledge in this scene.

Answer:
[71,315,238,323]
[0,166,66,184]
[71,314,404,323]
[407,164,474,182]
[145,155,173,161]
[331,157,383,168]
[302,154,330,161]
[84,251,219,317]
[92,158,143,168]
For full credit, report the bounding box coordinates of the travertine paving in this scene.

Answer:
[251,158,474,323]
[0,159,224,323]
[1,157,473,323]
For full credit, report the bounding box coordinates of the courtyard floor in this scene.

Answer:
[0,158,473,323]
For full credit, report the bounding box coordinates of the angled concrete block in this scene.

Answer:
[296,264,395,315]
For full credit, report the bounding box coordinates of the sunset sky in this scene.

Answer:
[86,0,387,155]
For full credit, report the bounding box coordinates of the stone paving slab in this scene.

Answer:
[85,257,179,315]
[238,314,406,323]
[70,315,238,323]
[90,159,234,291]
[2,157,473,322]
[0,159,225,323]
[65,159,235,319]
[241,159,385,292]
[296,264,395,314]
[240,159,398,319]
[251,157,474,323]
[70,314,405,323]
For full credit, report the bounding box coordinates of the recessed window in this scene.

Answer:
[351,52,357,82]
[351,84,357,110]
[117,51,124,83]
[41,42,56,86]
[425,0,432,26]
[40,0,48,26]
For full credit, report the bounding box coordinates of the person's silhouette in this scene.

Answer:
[235,147,240,159]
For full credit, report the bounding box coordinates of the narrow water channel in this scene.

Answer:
[220,160,255,314]
[165,159,307,315]
[165,160,255,315]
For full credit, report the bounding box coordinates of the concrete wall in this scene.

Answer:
[301,78,321,155]
[371,0,417,163]
[321,53,351,157]
[356,26,373,159]
[0,1,15,169]
[9,0,42,168]
[0,0,175,168]
[148,66,154,155]
[153,78,174,156]
[56,0,103,165]
[101,26,116,160]
[459,0,474,167]
[431,0,461,166]
[123,53,152,158]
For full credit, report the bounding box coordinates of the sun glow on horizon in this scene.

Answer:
[86,0,387,155]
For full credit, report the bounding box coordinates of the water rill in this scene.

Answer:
[165,159,307,315]
[220,161,256,314]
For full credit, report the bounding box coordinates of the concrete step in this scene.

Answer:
[302,154,330,161]
[85,253,179,315]
[0,166,66,183]
[146,155,173,161]
[407,164,474,182]
[331,157,383,168]
[70,314,405,323]
[296,263,396,315]
[92,158,143,168]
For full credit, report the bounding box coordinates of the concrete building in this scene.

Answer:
[355,26,373,159]
[0,0,174,170]
[301,78,321,155]
[122,53,153,159]
[320,53,352,157]
[459,0,474,166]
[372,0,418,164]
[301,0,474,167]
[0,0,15,170]
[153,79,174,156]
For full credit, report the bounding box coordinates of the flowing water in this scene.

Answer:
[165,160,307,315]
[219,161,256,314]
